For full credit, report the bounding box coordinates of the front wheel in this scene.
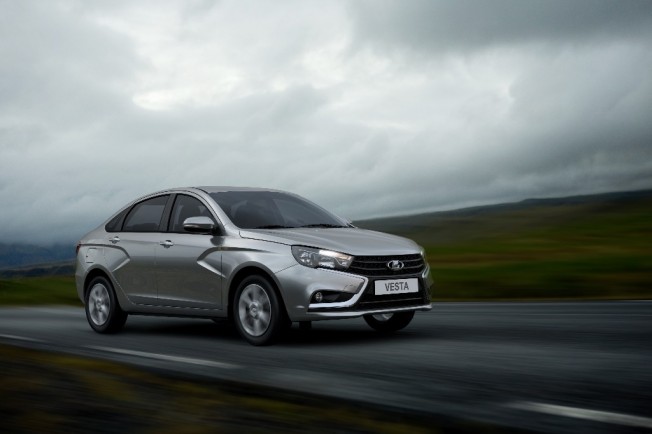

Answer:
[85,276,127,334]
[364,311,415,333]
[233,275,286,345]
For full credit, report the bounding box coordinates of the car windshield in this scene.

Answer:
[209,191,348,229]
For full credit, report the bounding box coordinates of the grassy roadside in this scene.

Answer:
[0,344,445,434]
[0,276,80,306]
[425,200,652,300]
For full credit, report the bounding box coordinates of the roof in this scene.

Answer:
[194,186,284,194]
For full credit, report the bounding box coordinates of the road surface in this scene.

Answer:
[1,301,651,433]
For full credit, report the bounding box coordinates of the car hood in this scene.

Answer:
[238,227,421,256]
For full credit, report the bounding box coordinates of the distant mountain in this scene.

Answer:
[0,243,75,270]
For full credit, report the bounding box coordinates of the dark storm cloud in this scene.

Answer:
[0,1,651,244]
[349,0,652,53]
[338,0,652,218]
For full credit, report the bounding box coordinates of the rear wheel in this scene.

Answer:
[364,311,414,333]
[233,275,286,345]
[85,276,127,334]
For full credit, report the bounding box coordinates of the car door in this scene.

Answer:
[155,194,223,310]
[108,194,171,305]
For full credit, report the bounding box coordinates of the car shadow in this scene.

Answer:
[121,317,430,347]
[278,324,429,347]
[123,317,242,342]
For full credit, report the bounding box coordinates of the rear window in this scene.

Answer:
[123,195,169,232]
[105,208,129,232]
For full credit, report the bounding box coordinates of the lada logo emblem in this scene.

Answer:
[387,260,404,271]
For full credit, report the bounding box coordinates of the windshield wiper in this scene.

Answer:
[253,225,296,229]
[299,223,347,228]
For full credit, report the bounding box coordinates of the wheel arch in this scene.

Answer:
[82,267,129,311]
[83,268,112,300]
[227,266,288,321]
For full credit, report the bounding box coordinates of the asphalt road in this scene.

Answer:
[1,302,651,433]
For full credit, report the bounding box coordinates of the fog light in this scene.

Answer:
[314,292,323,303]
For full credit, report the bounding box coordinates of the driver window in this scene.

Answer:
[169,195,216,233]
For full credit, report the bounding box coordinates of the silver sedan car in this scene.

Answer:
[75,187,432,345]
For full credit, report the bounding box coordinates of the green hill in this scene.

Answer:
[0,261,74,279]
[355,190,652,300]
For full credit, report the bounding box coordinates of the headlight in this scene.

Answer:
[291,246,353,270]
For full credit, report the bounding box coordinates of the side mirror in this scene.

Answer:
[183,216,217,234]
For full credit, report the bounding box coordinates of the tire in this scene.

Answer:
[85,276,127,334]
[363,311,415,333]
[232,275,285,346]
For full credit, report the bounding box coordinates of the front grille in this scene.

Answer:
[348,254,425,277]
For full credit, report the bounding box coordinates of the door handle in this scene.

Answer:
[109,236,120,244]
[159,240,174,248]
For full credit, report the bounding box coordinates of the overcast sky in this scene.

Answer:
[1,0,651,244]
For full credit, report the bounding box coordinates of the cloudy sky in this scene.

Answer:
[1,0,651,244]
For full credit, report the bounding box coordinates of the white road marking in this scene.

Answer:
[87,346,237,370]
[508,401,652,429]
[0,333,43,343]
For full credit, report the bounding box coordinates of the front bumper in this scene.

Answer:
[275,264,433,322]
[304,304,433,320]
